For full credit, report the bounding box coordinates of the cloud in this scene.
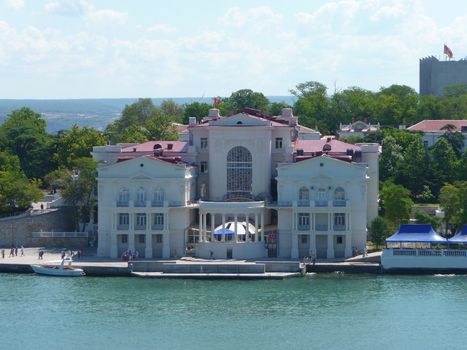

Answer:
[44,0,127,25]
[146,23,177,33]
[221,6,283,30]
[4,0,24,10]
[44,0,88,16]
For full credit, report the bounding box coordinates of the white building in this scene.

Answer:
[93,108,379,260]
[338,119,380,140]
[407,119,467,150]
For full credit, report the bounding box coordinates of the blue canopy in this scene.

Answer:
[448,225,467,244]
[386,224,446,243]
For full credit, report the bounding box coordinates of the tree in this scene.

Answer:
[225,89,270,112]
[444,83,467,97]
[369,216,390,249]
[380,181,414,226]
[398,138,429,197]
[413,210,441,231]
[429,138,458,196]
[458,150,467,181]
[379,136,403,181]
[440,126,465,157]
[61,157,98,231]
[268,102,290,116]
[330,87,376,125]
[0,151,42,215]
[439,183,461,235]
[0,107,56,179]
[160,99,184,122]
[183,102,211,124]
[378,84,418,126]
[55,125,108,168]
[145,110,178,141]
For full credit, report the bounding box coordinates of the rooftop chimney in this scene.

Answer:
[281,108,293,118]
[208,108,220,118]
[189,117,197,126]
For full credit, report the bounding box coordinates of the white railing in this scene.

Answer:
[391,249,467,258]
[32,232,89,238]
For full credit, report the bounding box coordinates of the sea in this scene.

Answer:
[1,273,466,350]
[0,97,295,133]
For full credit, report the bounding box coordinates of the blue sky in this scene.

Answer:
[0,0,466,99]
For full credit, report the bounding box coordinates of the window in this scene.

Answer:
[336,236,343,244]
[135,213,146,230]
[298,213,310,230]
[334,213,345,231]
[301,235,308,244]
[275,137,283,149]
[118,188,129,203]
[138,235,146,244]
[153,187,164,205]
[227,146,252,199]
[121,235,128,244]
[153,213,164,226]
[334,187,345,200]
[299,187,309,200]
[423,140,428,147]
[118,213,129,225]
[156,235,163,243]
[200,137,208,149]
[200,161,208,174]
[136,187,146,206]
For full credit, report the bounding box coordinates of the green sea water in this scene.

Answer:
[1,273,466,350]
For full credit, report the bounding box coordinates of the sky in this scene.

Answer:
[0,0,466,99]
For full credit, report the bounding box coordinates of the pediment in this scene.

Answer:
[210,113,269,127]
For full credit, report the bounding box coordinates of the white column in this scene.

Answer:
[234,214,238,243]
[222,214,226,243]
[255,213,259,241]
[145,233,152,258]
[244,213,249,242]
[162,233,170,258]
[199,212,203,242]
[344,233,352,258]
[327,234,334,259]
[211,213,215,242]
[110,233,118,258]
[128,232,135,254]
[261,212,265,242]
[310,232,316,256]
[291,232,299,259]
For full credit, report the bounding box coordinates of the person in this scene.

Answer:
[9,247,14,257]
[210,250,214,259]
[61,250,66,259]
[311,253,316,266]
[134,250,139,260]
[20,245,24,256]
[38,250,44,260]
[1,249,4,259]
[14,246,18,256]
[40,203,44,211]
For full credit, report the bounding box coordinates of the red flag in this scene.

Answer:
[444,44,453,59]
[213,97,221,106]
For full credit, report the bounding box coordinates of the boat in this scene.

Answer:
[31,258,85,277]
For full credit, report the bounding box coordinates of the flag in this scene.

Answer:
[444,44,453,59]
[213,97,221,106]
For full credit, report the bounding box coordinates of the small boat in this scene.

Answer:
[31,258,85,277]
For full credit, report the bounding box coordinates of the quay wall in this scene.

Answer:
[0,209,76,247]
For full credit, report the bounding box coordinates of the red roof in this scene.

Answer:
[121,141,187,153]
[294,139,360,154]
[408,120,467,132]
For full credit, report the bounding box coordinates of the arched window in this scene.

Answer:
[227,146,252,199]
[334,187,345,200]
[153,187,164,204]
[136,187,146,204]
[299,187,309,200]
[118,188,129,203]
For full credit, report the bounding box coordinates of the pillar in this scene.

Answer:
[291,232,299,259]
[145,232,152,258]
[110,233,118,258]
[211,213,215,242]
[309,232,316,256]
[345,233,352,258]
[128,232,135,254]
[234,214,238,243]
[261,212,265,242]
[162,233,170,258]
[199,212,203,242]
[327,234,334,259]
[255,213,259,241]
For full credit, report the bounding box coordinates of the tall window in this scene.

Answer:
[200,161,208,174]
[153,213,164,226]
[153,187,164,204]
[118,213,129,225]
[298,213,310,230]
[299,187,309,200]
[136,187,146,205]
[118,188,129,202]
[135,213,146,230]
[227,146,252,198]
[334,187,345,200]
[200,138,208,149]
[334,213,345,231]
[275,137,283,149]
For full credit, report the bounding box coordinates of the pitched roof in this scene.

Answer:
[294,139,360,153]
[407,120,467,132]
[121,141,187,153]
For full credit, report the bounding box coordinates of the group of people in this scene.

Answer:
[60,249,84,260]
[121,250,139,262]
[303,253,316,265]
[1,245,24,259]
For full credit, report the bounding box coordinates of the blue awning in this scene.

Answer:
[386,224,446,243]
[213,227,234,236]
[448,225,467,244]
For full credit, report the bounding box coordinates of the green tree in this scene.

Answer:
[369,216,390,249]
[330,87,376,125]
[439,183,461,235]
[380,181,414,226]
[61,157,97,231]
[0,107,56,179]
[0,151,42,215]
[145,110,178,141]
[444,83,467,97]
[378,84,418,126]
[160,99,184,122]
[458,150,467,181]
[225,89,270,112]
[379,136,403,181]
[398,138,429,197]
[55,125,108,168]
[268,102,290,116]
[182,102,211,124]
[413,210,441,231]
[429,138,458,195]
